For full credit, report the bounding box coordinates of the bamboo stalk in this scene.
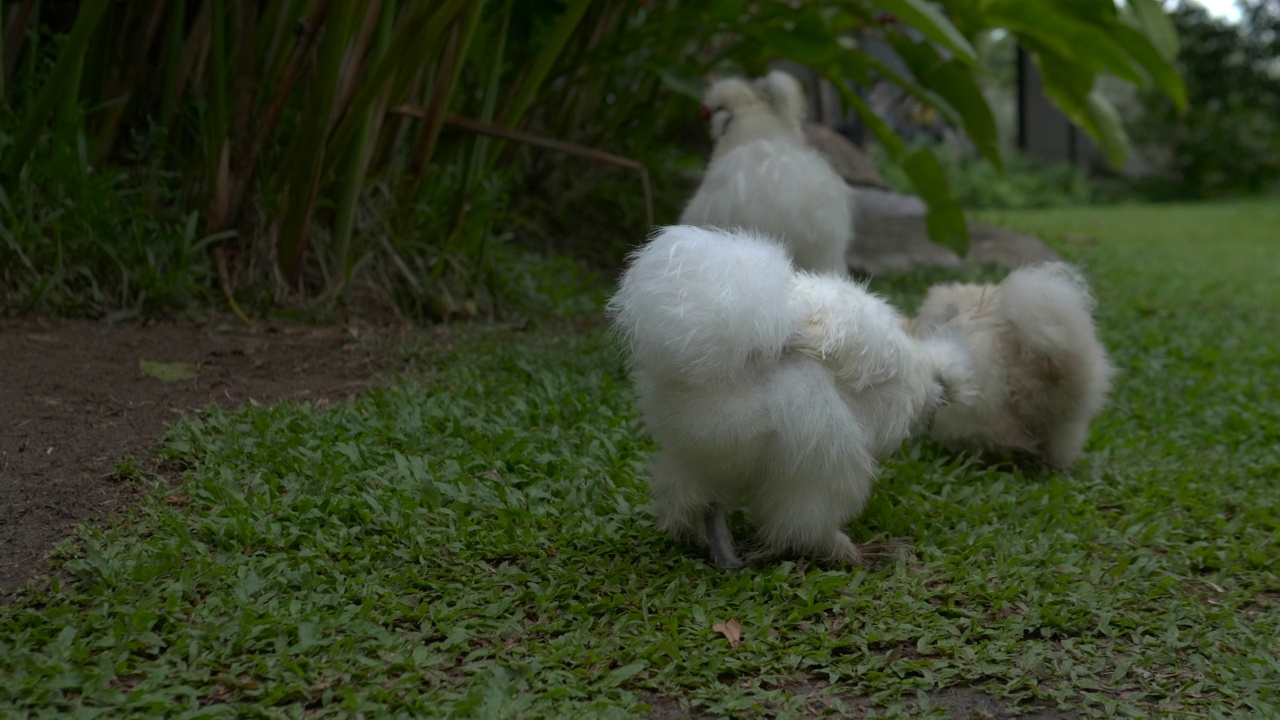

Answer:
[276,0,354,283]
[405,1,480,189]
[90,1,169,163]
[334,0,386,120]
[331,0,393,297]
[463,0,514,191]
[219,0,330,235]
[229,0,260,166]
[207,0,229,182]
[322,0,465,173]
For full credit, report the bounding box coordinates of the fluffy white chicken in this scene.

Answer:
[909,263,1116,469]
[679,71,855,276]
[608,225,972,568]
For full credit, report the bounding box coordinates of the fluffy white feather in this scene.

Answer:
[608,226,971,567]
[679,71,854,276]
[909,262,1116,469]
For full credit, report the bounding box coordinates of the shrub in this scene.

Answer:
[0,1,1184,319]
[871,141,1114,210]
[1129,1,1280,198]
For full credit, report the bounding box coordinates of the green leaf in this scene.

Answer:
[1046,0,1120,26]
[139,360,198,382]
[874,0,977,62]
[1084,89,1130,168]
[752,10,838,65]
[832,79,904,157]
[930,58,1002,169]
[831,49,875,87]
[1111,24,1187,110]
[854,41,964,129]
[831,63,967,253]
[984,0,1143,83]
[0,0,111,177]
[602,661,646,688]
[500,0,595,128]
[886,34,1002,169]
[1028,41,1130,168]
[706,0,741,24]
[1126,0,1179,60]
[901,148,969,255]
[656,66,706,101]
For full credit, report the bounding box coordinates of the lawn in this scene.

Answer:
[2,200,1277,718]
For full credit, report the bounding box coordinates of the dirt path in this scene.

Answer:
[1,317,388,595]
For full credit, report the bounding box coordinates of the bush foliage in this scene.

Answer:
[0,1,1184,319]
[1129,1,1280,198]
[873,142,1113,210]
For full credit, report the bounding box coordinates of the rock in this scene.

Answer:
[967,222,1064,267]
[848,213,964,274]
[803,122,890,189]
[855,186,928,217]
[848,189,1061,275]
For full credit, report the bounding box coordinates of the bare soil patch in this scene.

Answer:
[1,317,388,595]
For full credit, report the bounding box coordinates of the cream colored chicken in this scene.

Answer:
[608,225,972,568]
[679,71,855,276]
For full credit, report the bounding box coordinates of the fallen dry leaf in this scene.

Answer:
[712,618,742,648]
[139,359,199,382]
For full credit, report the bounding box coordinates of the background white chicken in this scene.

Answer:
[679,71,855,276]
[909,263,1116,469]
[608,225,972,568]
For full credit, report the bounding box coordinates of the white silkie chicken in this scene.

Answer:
[608,225,973,568]
[679,71,855,276]
[908,263,1116,469]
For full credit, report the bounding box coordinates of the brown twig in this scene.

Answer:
[0,554,37,568]
[389,105,655,230]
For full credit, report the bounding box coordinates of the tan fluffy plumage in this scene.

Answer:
[909,263,1116,469]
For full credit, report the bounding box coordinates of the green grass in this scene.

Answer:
[3,200,1279,717]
